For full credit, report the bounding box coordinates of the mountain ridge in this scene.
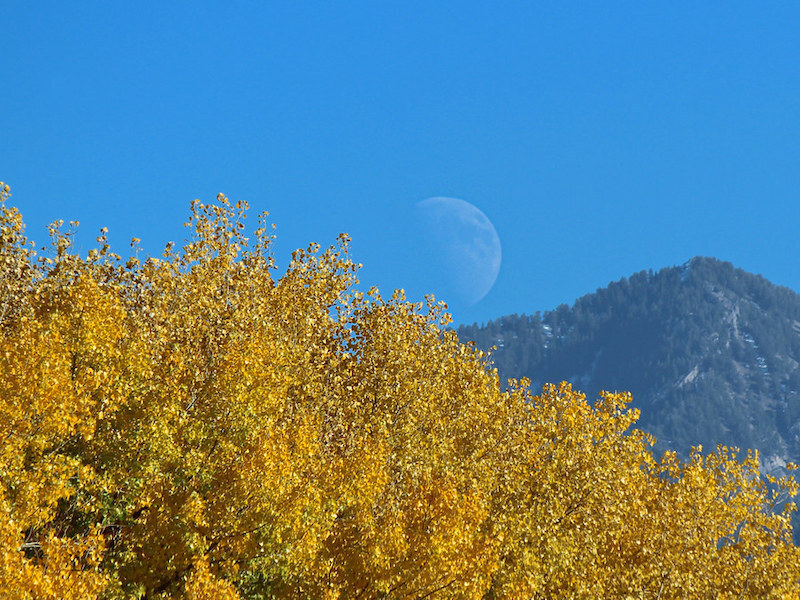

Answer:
[458,256,800,471]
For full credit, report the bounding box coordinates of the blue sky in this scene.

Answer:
[3,2,799,325]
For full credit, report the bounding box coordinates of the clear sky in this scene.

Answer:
[3,2,799,326]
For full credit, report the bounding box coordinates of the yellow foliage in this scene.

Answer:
[0,182,797,599]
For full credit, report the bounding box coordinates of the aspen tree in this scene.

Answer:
[0,184,797,599]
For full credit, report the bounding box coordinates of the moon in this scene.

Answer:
[412,197,502,306]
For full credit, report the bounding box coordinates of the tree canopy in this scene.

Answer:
[0,184,798,599]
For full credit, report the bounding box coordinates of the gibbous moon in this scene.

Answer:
[413,197,502,306]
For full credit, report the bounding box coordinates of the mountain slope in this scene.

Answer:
[459,257,800,469]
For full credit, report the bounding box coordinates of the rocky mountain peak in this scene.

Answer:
[459,257,800,472]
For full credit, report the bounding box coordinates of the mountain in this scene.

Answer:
[458,257,800,471]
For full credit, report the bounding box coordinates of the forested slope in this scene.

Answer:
[460,257,800,468]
